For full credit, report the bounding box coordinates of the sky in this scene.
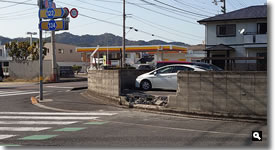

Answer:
[0,0,268,45]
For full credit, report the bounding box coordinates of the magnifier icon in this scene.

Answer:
[253,132,261,141]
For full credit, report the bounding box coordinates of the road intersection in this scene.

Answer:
[0,81,268,147]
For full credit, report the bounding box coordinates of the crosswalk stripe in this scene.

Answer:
[0,127,50,132]
[0,116,99,120]
[0,91,40,97]
[0,135,16,140]
[0,121,78,125]
[0,91,31,94]
[0,112,117,116]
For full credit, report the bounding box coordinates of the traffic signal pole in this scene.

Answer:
[39,0,43,101]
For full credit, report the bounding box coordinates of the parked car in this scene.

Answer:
[156,61,192,68]
[136,64,155,70]
[156,61,223,71]
[192,62,223,71]
[136,64,206,90]
[59,66,74,78]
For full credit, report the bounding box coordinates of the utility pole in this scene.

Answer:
[38,0,43,101]
[51,31,58,82]
[221,0,226,14]
[213,0,226,14]
[26,32,37,46]
[122,0,126,68]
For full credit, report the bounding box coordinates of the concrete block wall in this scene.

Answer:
[9,60,52,79]
[88,70,120,97]
[88,69,149,98]
[168,71,267,118]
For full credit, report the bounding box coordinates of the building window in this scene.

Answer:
[257,23,267,34]
[3,62,9,67]
[0,49,2,56]
[216,24,236,37]
[58,49,64,54]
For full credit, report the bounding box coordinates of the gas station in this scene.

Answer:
[76,45,188,68]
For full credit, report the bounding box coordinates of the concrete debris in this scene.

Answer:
[126,95,168,106]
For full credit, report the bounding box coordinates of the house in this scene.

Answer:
[0,44,12,76]
[198,5,267,71]
[44,43,87,72]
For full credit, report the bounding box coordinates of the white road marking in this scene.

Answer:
[0,91,40,97]
[45,86,74,89]
[0,127,50,132]
[0,121,78,125]
[0,91,35,94]
[0,116,99,120]
[111,121,250,136]
[0,135,16,140]
[0,112,117,116]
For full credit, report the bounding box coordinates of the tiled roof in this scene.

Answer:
[205,44,235,51]
[198,5,267,23]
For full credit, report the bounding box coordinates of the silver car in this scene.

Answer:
[136,64,206,90]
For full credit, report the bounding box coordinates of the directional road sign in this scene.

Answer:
[39,19,69,31]
[39,8,69,19]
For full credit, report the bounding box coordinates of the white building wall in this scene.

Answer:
[205,19,267,70]
[206,19,266,47]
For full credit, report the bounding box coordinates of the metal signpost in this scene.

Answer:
[38,0,74,100]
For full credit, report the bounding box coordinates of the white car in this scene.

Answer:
[136,64,206,90]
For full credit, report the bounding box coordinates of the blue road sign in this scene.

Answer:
[46,8,55,19]
[48,20,57,31]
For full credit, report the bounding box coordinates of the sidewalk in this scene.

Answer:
[33,89,123,112]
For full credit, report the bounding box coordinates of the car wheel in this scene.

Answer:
[141,80,151,91]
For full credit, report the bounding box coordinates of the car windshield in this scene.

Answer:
[195,63,223,71]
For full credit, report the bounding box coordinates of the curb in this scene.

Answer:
[85,92,267,123]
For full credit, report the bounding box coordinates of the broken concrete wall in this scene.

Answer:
[88,69,150,98]
[168,71,267,118]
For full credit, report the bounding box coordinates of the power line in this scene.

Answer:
[55,0,121,16]
[73,0,203,41]
[132,16,203,39]
[131,17,202,42]
[1,7,35,16]
[172,0,217,15]
[76,0,121,14]
[152,0,210,18]
[0,11,36,18]
[79,13,183,42]
[127,1,199,25]
[0,0,32,9]
[0,0,36,6]
[140,0,200,20]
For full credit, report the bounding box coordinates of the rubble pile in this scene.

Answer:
[126,94,168,106]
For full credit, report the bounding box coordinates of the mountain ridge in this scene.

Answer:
[0,32,189,47]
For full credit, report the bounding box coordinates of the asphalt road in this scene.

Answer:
[0,81,268,148]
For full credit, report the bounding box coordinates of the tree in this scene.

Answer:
[5,41,48,63]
